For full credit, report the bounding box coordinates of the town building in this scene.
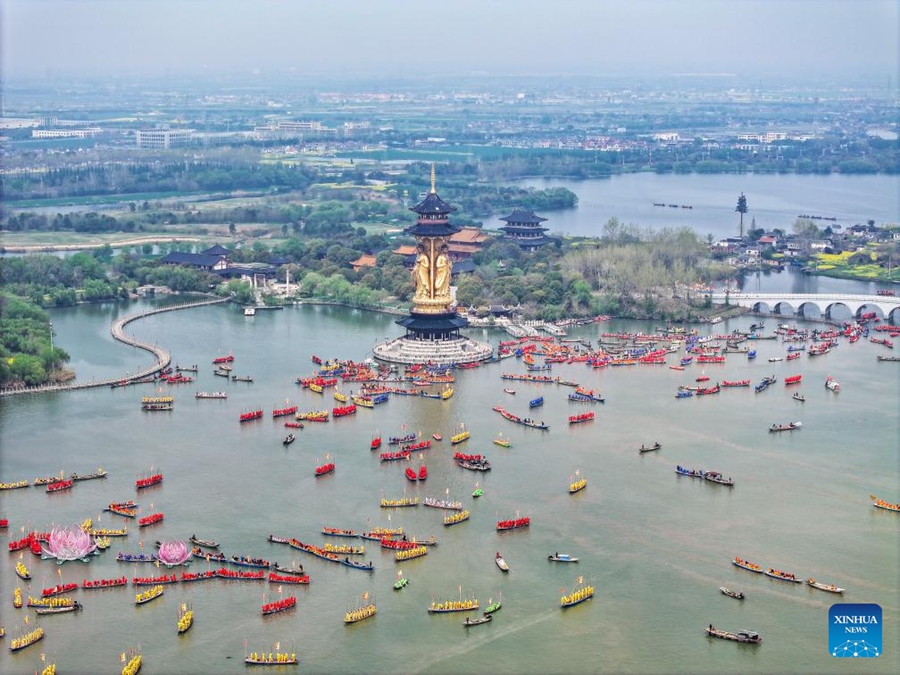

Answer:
[136,129,195,149]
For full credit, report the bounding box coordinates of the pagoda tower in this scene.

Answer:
[373,167,492,365]
[498,208,550,251]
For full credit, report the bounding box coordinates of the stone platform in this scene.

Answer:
[372,335,493,366]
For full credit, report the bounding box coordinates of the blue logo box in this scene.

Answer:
[829,603,881,658]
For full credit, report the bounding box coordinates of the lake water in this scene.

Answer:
[501,173,900,240]
[1,300,898,674]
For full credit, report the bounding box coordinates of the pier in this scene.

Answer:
[0,297,229,398]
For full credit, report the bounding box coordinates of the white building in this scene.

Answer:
[136,129,195,149]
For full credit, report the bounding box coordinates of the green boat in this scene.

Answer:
[472,488,483,498]
[393,577,408,591]
[483,599,502,615]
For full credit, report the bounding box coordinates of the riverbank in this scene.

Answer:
[0,234,209,253]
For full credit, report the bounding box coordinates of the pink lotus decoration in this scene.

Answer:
[157,539,191,566]
[40,524,98,563]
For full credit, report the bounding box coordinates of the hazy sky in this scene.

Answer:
[2,0,897,81]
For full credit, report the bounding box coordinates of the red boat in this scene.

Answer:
[0,518,7,528]
[213,355,235,364]
[311,355,323,365]
[272,405,298,418]
[371,436,382,450]
[9,535,32,552]
[784,374,802,385]
[315,462,335,477]
[284,422,304,429]
[786,352,800,360]
[405,467,418,482]
[133,574,178,585]
[721,379,750,387]
[695,375,710,382]
[136,474,163,489]
[47,479,73,493]
[41,582,78,597]
[418,465,427,481]
[82,576,127,589]
[696,355,726,364]
[696,384,720,395]
[268,572,310,585]
[401,440,432,452]
[333,404,357,417]
[261,596,296,616]
[568,412,595,424]
[239,409,263,423]
[497,516,530,531]
[138,512,164,527]
[380,538,418,550]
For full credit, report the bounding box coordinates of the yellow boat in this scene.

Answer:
[177,604,193,634]
[345,600,377,624]
[569,477,587,494]
[122,653,142,675]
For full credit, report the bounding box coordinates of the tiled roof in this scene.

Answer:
[499,208,547,225]
[350,254,378,268]
[160,252,223,267]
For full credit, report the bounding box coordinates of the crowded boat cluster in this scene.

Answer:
[1,309,896,670]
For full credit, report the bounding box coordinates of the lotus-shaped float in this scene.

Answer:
[157,539,191,567]
[41,524,99,563]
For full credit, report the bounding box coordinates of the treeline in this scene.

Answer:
[0,294,71,387]
[1,161,320,202]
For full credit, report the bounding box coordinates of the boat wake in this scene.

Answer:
[405,608,559,674]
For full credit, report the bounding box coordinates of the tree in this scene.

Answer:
[735,192,748,239]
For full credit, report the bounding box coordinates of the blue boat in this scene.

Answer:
[372,393,389,404]
[747,350,757,360]
[341,558,374,571]
[529,396,544,408]
[675,390,693,399]
[675,465,704,478]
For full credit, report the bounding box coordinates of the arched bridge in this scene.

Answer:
[710,292,900,324]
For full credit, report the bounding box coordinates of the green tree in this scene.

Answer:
[735,192,748,239]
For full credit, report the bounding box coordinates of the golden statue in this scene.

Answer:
[434,246,452,298]
[412,246,431,299]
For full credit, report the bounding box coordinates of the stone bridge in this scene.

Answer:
[710,292,900,324]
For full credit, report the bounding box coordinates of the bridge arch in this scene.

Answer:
[752,301,772,314]
[890,307,900,325]
[773,301,795,316]
[855,304,885,321]
[824,302,852,322]
[797,301,823,320]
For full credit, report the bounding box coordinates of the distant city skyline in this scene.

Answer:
[1,0,897,84]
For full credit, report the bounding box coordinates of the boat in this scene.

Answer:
[345,597,377,623]
[471,486,483,499]
[450,429,470,445]
[768,357,783,363]
[764,568,802,583]
[569,476,587,494]
[244,307,256,316]
[639,442,662,453]
[568,412,595,424]
[395,546,427,562]
[136,473,163,489]
[675,465,704,478]
[754,375,776,393]
[444,510,470,526]
[732,557,763,573]
[232,375,253,383]
[244,651,298,666]
[428,596,479,613]
[493,435,511,447]
[769,421,801,432]
[261,596,297,616]
[138,512,164,527]
[189,535,218,549]
[35,600,83,614]
[82,575,128,589]
[464,615,493,626]
[529,396,544,408]
[271,562,305,576]
[721,379,750,388]
[15,561,31,580]
[495,551,509,572]
[806,578,845,594]
[135,584,165,605]
[418,465,428,481]
[405,467,418,482]
[283,434,295,446]
[560,578,594,608]
[870,495,900,512]
[704,471,734,486]
[432,433,442,441]
[719,587,745,600]
[503,388,516,394]
[47,479,73,492]
[177,603,194,634]
[70,468,108,481]
[269,571,310,585]
[496,516,530,532]
[705,626,762,644]
[8,627,44,652]
[792,392,806,402]
[213,354,235,364]
[272,404,298,418]
[483,597,502,615]
[315,461,335,477]
[394,576,409,591]
[784,374,802,385]
[548,553,579,563]
[675,390,693,399]
[321,527,360,538]
[825,376,840,392]
[371,435,382,450]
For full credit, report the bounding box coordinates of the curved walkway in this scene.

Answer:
[0,296,229,398]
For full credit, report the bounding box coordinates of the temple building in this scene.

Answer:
[373,167,492,365]
[498,208,550,250]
